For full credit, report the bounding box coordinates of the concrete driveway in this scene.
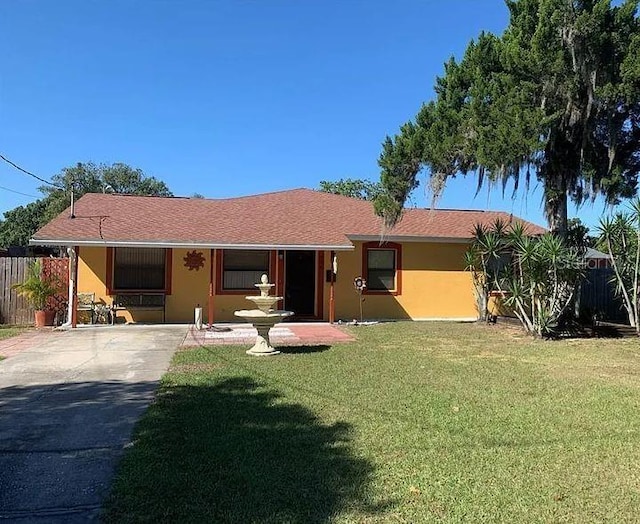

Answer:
[0,325,188,522]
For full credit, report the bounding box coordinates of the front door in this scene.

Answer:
[285,251,316,316]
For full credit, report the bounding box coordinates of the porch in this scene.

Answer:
[69,246,346,326]
[182,322,355,347]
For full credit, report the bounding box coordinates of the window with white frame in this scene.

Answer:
[362,241,402,294]
[366,248,397,291]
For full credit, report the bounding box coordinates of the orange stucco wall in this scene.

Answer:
[166,249,211,323]
[76,247,272,323]
[77,246,109,303]
[323,241,477,321]
[77,242,478,324]
[77,247,212,323]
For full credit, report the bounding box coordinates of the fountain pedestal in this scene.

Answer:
[252,321,275,355]
[234,275,294,356]
[234,310,293,355]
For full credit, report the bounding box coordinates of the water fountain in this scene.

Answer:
[234,274,293,356]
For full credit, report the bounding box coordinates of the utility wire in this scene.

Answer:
[71,215,110,239]
[0,154,64,189]
[0,184,39,199]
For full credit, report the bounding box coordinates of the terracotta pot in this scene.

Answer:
[34,310,56,328]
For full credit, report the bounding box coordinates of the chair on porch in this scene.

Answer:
[77,292,97,324]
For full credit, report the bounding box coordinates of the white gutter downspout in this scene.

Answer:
[61,246,76,329]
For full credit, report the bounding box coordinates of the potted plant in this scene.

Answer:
[12,260,61,327]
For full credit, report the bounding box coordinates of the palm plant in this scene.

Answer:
[465,219,509,321]
[596,198,640,333]
[504,231,584,337]
[12,260,61,311]
[466,221,584,338]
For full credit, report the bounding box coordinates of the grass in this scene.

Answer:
[0,326,26,341]
[103,322,640,523]
[0,326,28,361]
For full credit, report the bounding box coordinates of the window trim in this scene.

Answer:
[106,247,172,295]
[215,249,276,295]
[362,242,402,296]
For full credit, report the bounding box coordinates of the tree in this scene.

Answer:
[375,0,640,236]
[0,200,48,248]
[318,178,384,201]
[596,197,640,332]
[40,162,172,223]
[0,162,173,248]
[566,217,594,254]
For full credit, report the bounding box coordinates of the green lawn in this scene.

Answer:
[103,322,640,523]
[0,326,27,361]
[0,326,26,341]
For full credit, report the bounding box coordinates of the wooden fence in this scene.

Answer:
[0,257,69,326]
[579,268,628,324]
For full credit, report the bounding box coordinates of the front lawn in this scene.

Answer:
[103,322,640,523]
[0,326,26,341]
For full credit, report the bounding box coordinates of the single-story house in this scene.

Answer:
[30,188,545,325]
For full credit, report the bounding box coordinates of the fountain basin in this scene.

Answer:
[243,296,282,313]
[234,274,294,356]
[234,309,294,355]
[235,309,292,318]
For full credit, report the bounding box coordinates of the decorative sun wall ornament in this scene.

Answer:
[183,250,205,271]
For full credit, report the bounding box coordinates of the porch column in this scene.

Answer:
[276,250,284,298]
[329,251,336,324]
[208,249,216,326]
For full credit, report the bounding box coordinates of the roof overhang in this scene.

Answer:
[585,247,611,260]
[347,235,471,244]
[29,238,355,251]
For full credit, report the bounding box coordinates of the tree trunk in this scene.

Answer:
[544,171,568,238]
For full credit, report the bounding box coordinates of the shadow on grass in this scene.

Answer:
[278,344,331,354]
[103,377,385,523]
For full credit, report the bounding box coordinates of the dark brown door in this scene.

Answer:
[284,251,316,316]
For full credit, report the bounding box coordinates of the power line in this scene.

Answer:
[0,184,39,199]
[0,154,64,189]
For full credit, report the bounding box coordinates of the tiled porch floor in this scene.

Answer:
[182,322,355,347]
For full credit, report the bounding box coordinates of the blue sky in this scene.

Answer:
[0,0,616,231]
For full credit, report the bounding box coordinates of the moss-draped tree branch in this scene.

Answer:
[376,0,640,236]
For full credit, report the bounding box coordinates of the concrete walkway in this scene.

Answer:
[183,322,355,347]
[0,329,55,359]
[0,325,188,522]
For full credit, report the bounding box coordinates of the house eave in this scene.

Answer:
[347,235,471,244]
[29,238,355,251]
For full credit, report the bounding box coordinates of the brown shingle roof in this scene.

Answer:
[31,188,545,248]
